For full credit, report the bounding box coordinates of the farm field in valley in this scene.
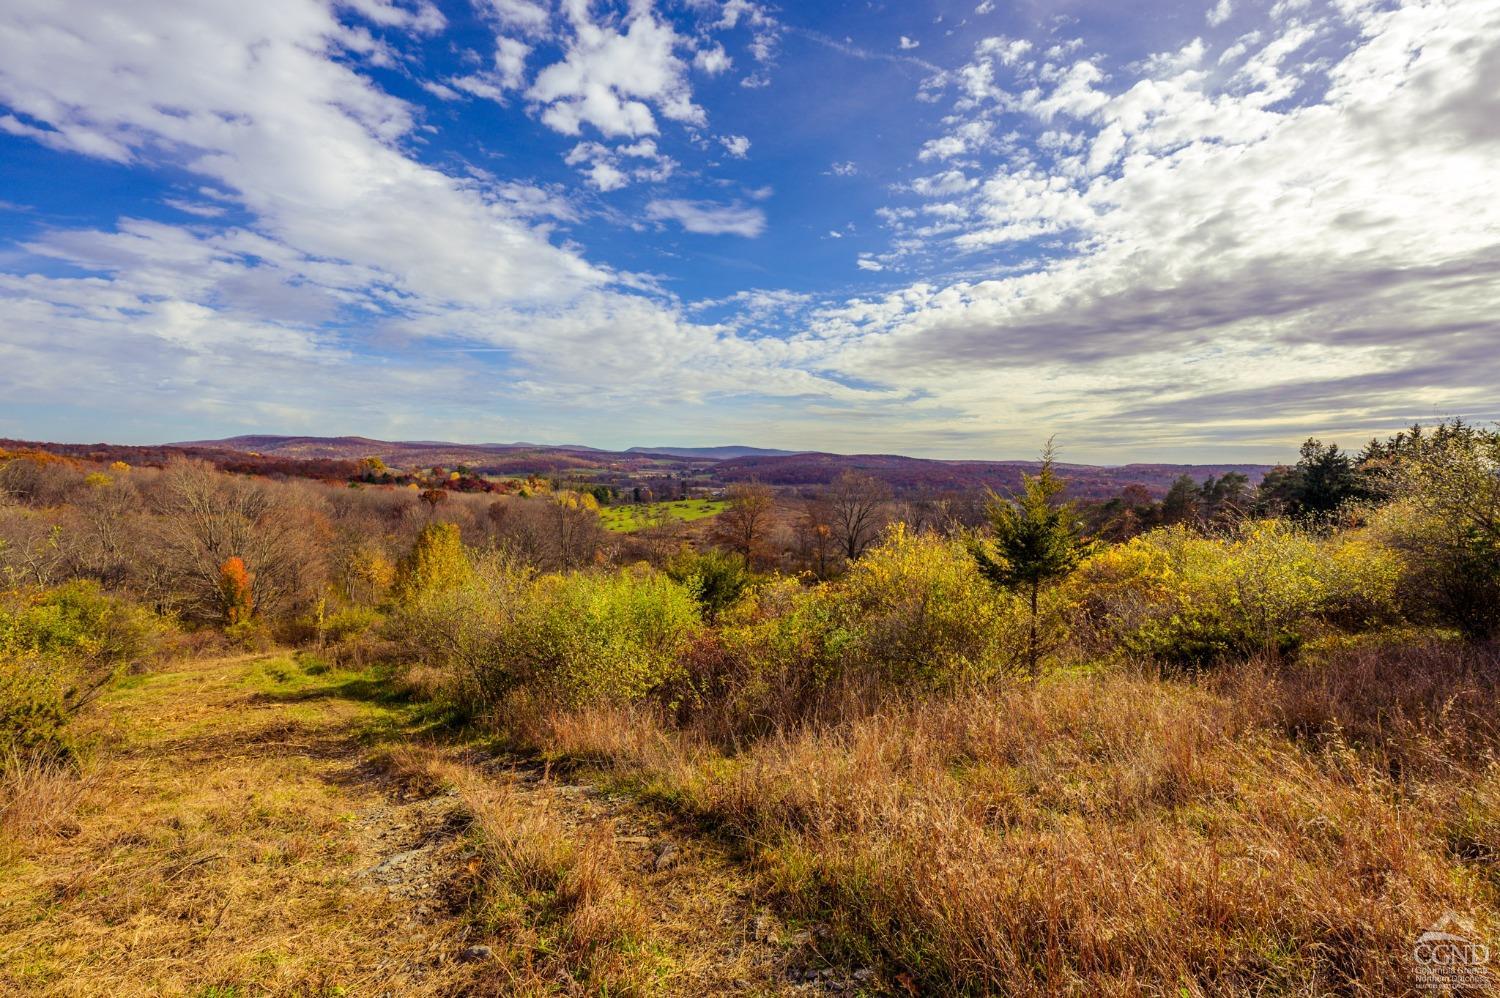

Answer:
[598,499,728,532]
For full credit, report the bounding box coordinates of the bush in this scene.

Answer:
[0,655,70,760]
[392,522,472,604]
[1372,500,1500,640]
[0,580,157,664]
[665,546,751,621]
[703,577,853,730]
[0,582,163,765]
[683,530,1027,735]
[496,568,700,708]
[842,525,1022,684]
[1069,521,1389,669]
[395,553,530,713]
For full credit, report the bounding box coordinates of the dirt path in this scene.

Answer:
[0,653,854,996]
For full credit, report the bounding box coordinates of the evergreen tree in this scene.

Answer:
[1159,474,1200,525]
[970,445,1090,674]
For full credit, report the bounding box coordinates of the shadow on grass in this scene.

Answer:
[248,674,395,706]
[243,658,473,741]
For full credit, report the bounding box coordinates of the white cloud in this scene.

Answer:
[694,43,733,75]
[0,0,845,439]
[720,133,751,157]
[3,0,1498,459]
[495,37,531,88]
[646,199,767,236]
[899,36,921,50]
[1207,0,1234,26]
[909,170,977,197]
[565,139,676,190]
[528,2,705,138]
[476,0,549,36]
[808,0,1500,452]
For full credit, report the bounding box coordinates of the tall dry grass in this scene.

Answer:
[515,644,1500,995]
[0,751,91,864]
[380,746,667,997]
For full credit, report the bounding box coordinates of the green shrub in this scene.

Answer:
[689,530,1027,731]
[0,582,161,765]
[710,576,854,715]
[396,553,530,712]
[1375,428,1500,639]
[0,655,70,761]
[842,525,1023,684]
[1371,499,1500,640]
[665,547,751,621]
[0,580,156,664]
[496,568,700,708]
[1068,521,1385,669]
[392,522,472,604]
[322,605,384,643]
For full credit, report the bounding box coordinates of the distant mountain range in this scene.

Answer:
[5,434,1277,500]
[712,451,1273,500]
[626,445,802,459]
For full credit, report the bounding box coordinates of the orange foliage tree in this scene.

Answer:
[218,556,255,624]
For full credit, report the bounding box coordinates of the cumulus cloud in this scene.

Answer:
[0,0,836,438]
[719,133,751,157]
[2,0,1498,459]
[822,0,1500,450]
[694,43,732,74]
[645,198,767,236]
[476,0,549,37]
[564,138,676,190]
[528,2,704,137]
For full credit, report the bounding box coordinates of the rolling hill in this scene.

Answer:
[7,434,1274,500]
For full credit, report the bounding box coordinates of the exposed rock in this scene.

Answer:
[651,842,680,872]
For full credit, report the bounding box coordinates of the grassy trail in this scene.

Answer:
[0,654,811,996]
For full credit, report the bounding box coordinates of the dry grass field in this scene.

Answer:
[0,652,857,996]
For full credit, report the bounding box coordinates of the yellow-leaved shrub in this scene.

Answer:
[1069,521,1402,668]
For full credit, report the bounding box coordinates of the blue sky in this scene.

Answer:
[0,0,1496,462]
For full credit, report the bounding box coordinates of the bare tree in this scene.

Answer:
[152,459,328,620]
[66,474,141,586]
[792,501,839,579]
[487,497,550,567]
[823,471,891,562]
[548,492,605,570]
[711,482,775,564]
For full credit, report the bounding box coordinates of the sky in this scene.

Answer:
[0,0,1497,463]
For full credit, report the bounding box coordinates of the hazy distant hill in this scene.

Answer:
[169,435,722,476]
[714,452,1273,500]
[9,434,1275,500]
[626,445,802,459]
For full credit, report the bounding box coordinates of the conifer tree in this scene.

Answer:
[970,443,1090,674]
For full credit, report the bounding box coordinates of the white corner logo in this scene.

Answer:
[1414,913,1492,992]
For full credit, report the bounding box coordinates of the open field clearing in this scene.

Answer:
[599,500,728,533]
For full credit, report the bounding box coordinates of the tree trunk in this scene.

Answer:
[1028,578,1040,676]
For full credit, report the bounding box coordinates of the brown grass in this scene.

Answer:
[0,654,494,996]
[379,745,666,996]
[517,644,1500,996]
[0,752,93,864]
